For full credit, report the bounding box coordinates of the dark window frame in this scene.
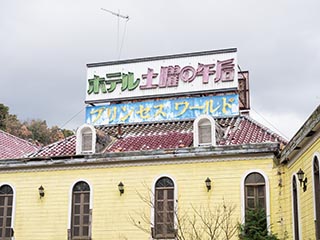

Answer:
[244,173,266,211]
[71,181,91,240]
[292,175,300,240]
[154,177,175,239]
[0,185,14,240]
[314,156,320,240]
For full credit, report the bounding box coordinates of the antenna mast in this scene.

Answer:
[101,8,129,20]
[101,8,130,59]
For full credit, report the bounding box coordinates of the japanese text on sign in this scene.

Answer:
[85,95,239,126]
[87,58,235,95]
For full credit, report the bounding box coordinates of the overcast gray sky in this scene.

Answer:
[1,0,319,140]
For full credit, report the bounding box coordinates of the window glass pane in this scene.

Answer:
[245,173,265,184]
[167,212,174,223]
[258,198,265,208]
[84,204,90,214]
[73,226,80,236]
[246,186,254,196]
[0,208,4,215]
[74,205,80,214]
[168,201,174,211]
[7,197,12,206]
[6,217,11,227]
[82,226,89,236]
[157,202,163,211]
[0,198,4,206]
[74,194,80,203]
[73,182,90,192]
[157,190,164,200]
[6,208,12,216]
[167,189,174,199]
[83,215,89,224]
[258,186,265,196]
[0,217,3,226]
[156,213,163,223]
[167,223,175,234]
[84,194,90,203]
[5,228,11,237]
[247,199,255,208]
[0,185,13,194]
[156,224,163,234]
[74,216,80,225]
[156,177,174,188]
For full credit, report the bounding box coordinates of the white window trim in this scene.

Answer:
[193,115,216,147]
[312,152,320,223]
[76,124,96,155]
[150,174,178,239]
[67,179,94,231]
[0,183,16,238]
[291,174,302,240]
[240,170,271,231]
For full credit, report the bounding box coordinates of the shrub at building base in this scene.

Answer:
[238,208,279,240]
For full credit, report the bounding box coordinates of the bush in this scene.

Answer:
[239,208,279,240]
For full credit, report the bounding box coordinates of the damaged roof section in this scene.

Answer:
[28,115,287,158]
[0,130,40,160]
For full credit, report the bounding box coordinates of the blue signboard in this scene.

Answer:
[86,94,239,126]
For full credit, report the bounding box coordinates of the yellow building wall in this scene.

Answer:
[281,137,320,240]
[0,156,282,240]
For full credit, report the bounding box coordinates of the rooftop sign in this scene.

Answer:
[86,48,238,103]
[86,94,239,125]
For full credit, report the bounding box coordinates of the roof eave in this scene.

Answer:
[280,105,320,164]
[0,142,279,171]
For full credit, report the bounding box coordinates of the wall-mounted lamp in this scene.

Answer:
[205,177,211,192]
[297,168,307,192]
[38,185,45,198]
[118,182,124,195]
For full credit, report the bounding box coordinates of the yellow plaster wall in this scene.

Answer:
[281,138,320,240]
[0,156,281,240]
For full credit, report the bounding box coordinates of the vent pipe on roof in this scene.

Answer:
[117,124,123,138]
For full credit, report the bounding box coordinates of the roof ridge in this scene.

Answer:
[242,115,287,143]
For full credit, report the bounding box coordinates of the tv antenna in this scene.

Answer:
[101,8,130,59]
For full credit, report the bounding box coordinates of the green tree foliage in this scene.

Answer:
[0,103,9,130]
[239,208,279,240]
[0,103,74,145]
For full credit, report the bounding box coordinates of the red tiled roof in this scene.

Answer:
[102,121,194,152]
[0,130,39,160]
[29,115,287,158]
[28,135,76,158]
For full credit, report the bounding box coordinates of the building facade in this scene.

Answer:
[0,48,319,240]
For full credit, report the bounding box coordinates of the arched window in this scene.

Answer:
[154,177,175,239]
[313,155,320,239]
[244,172,266,211]
[0,185,14,239]
[193,115,216,147]
[71,181,91,240]
[198,118,211,144]
[76,124,96,154]
[292,176,300,240]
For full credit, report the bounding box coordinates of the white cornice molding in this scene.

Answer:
[0,153,275,174]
